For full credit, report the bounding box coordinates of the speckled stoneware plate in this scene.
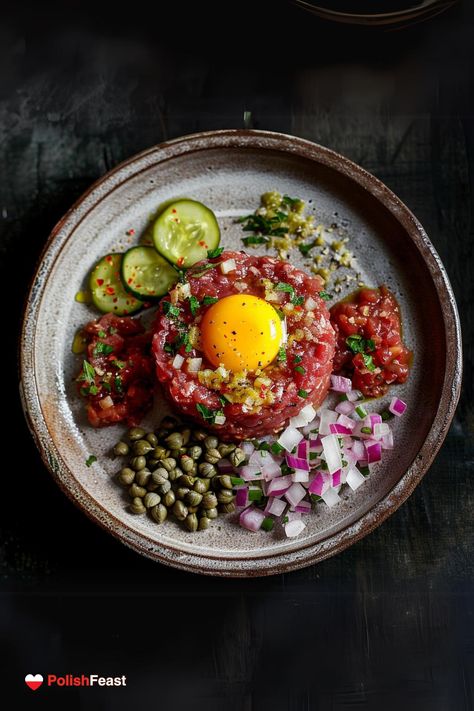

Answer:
[20,130,462,577]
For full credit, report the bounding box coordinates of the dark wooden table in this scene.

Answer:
[2,2,472,709]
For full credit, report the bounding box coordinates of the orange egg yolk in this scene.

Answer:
[200,294,283,372]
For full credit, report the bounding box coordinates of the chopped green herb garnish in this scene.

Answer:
[261,516,274,532]
[282,515,289,524]
[249,488,263,501]
[219,394,230,407]
[319,291,333,301]
[277,346,287,362]
[310,494,322,503]
[270,442,285,455]
[98,330,107,338]
[362,353,376,371]
[339,394,348,402]
[93,342,114,356]
[188,295,200,317]
[309,452,319,460]
[207,246,224,259]
[294,365,306,375]
[293,355,303,364]
[297,389,309,398]
[108,327,118,335]
[162,301,180,318]
[274,308,285,321]
[381,410,394,422]
[275,281,295,295]
[77,360,96,385]
[298,240,317,257]
[112,359,126,369]
[114,376,124,393]
[164,343,175,355]
[282,195,301,208]
[196,403,222,424]
[85,455,97,467]
[355,405,368,418]
[203,295,219,305]
[102,381,111,393]
[291,294,305,306]
[346,334,375,356]
[242,235,270,246]
[359,465,370,477]
[87,384,99,396]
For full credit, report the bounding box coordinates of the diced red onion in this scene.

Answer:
[332,469,342,487]
[286,454,309,471]
[290,404,316,428]
[309,436,323,451]
[369,413,382,428]
[336,413,356,430]
[265,497,286,516]
[329,423,353,436]
[330,374,352,393]
[239,506,266,532]
[321,434,343,474]
[373,422,390,439]
[186,357,202,372]
[365,440,382,463]
[389,396,407,416]
[346,389,363,402]
[297,440,309,459]
[346,466,365,491]
[267,474,293,496]
[321,488,340,508]
[220,258,236,274]
[293,500,311,514]
[214,414,226,425]
[99,395,114,410]
[308,472,328,496]
[381,430,394,450]
[335,400,355,416]
[262,457,283,481]
[286,511,302,522]
[284,519,306,538]
[241,441,255,457]
[235,487,249,507]
[319,408,338,435]
[284,482,306,507]
[172,353,184,369]
[277,426,304,452]
[304,296,318,311]
[292,469,309,483]
[240,465,264,481]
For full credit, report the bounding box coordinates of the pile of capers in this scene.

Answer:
[112,416,246,532]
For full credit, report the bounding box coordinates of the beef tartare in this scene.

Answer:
[152,251,336,440]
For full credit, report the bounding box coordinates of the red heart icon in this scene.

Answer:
[25,674,43,691]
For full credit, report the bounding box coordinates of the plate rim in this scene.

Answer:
[19,129,463,577]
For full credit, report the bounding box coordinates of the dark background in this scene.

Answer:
[1,1,473,709]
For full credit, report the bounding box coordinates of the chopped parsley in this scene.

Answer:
[282,195,301,208]
[85,455,97,467]
[361,426,372,434]
[77,360,96,385]
[111,359,126,369]
[196,403,223,424]
[114,376,124,393]
[362,353,376,372]
[261,516,274,532]
[202,295,219,305]
[162,301,180,318]
[293,355,303,364]
[188,295,200,316]
[93,342,114,357]
[291,294,304,306]
[346,334,375,354]
[294,365,306,375]
[319,291,333,301]
[219,394,230,407]
[207,247,224,259]
[381,410,394,422]
[297,389,309,399]
[98,330,107,338]
[275,281,294,295]
[277,346,287,362]
[164,343,175,355]
[242,235,269,246]
[270,442,285,455]
[108,326,118,335]
[299,239,317,257]
[102,381,112,393]
[237,213,288,238]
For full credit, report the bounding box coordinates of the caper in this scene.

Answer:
[130,455,147,471]
[135,468,151,487]
[130,497,146,514]
[117,467,135,486]
[177,474,195,488]
[219,502,236,514]
[187,445,203,460]
[216,475,233,490]
[172,500,188,521]
[201,492,218,510]
[146,481,159,492]
[160,416,178,431]
[184,490,202,507]
[184,513,198,532]
[203,507,218,519]
[192,429,208,442]
[160,457,177,472]
[129,483,147,498]
[157,480,171,496]
[204,435,219,451]
[188,505,199,513]
[144,492,161,508]
[113,441,129,456]
[198,462,216,478]
[152,446,168,459]
[180,428,191,445]
[169,448,182,459]
[165,432,183,450]
[180,455,195,473]
[176,486,190,500]
[132,439,153,456]
[229,448,245,467]
[150,503,168,523]
[163,490,176,508]
[218,443,236,457]
[145,432,158,446]
[193,478,210,494]
[204,448,221,464]
[168,468,180,482]
[198,516,210,531]
[217,489,234,504]
[151,466,169,480]
[128,427,146,441]
[147,458,160,470]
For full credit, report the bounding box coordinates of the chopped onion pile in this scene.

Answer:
[230,385,407,539]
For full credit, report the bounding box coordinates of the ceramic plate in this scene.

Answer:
[20,130,462,576]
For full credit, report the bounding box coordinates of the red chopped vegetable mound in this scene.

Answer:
[330,286,412,398]
[76,313,154,427]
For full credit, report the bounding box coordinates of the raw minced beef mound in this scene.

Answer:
[152,251,336,440]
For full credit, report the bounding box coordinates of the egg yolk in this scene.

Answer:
[201,294,283,372]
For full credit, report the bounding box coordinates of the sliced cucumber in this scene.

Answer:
[121,246,178,301]
[152,199,220,268]
[89,253,143,315]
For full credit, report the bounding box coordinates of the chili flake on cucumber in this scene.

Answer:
[152,199,220,268]
[121,246,178,301]
[89,254,143,316]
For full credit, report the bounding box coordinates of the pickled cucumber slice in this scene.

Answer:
[89,253,143,315]
[152,199,220,268]
[121,246,178,301]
